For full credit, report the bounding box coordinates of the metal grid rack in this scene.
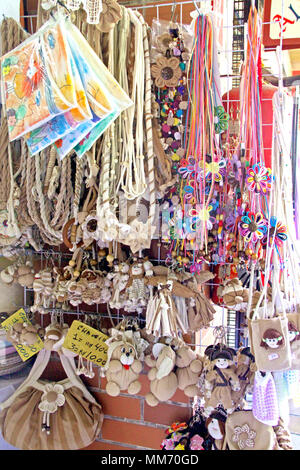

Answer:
[16,0,288,353]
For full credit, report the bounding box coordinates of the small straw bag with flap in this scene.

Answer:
[0,349,103,450]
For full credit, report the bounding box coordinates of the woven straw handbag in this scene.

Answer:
[0,349,103,450]
[247,280,291,372]
[223,410,279,450]
[286,311,300,369]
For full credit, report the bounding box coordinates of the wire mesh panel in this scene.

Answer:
[16,0,289,352]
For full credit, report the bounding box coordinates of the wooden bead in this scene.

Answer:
[90,260,97,266]
[98,249,106,257]
[73,270,80,278]
[182,257,189,264]
[106,254,114,263]
[69,260,76,267]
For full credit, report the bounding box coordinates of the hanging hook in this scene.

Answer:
[170,1,177,24]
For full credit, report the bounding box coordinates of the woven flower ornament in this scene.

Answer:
[232,424,256,449]
[157,33,173,54]
[189,205,216,231]
[214,105,230,134]
[246,164,272,195]
[262,216,287,249]
[204,159,227,183]
[240,211,268,244]
[151,56,182,88]
[38,383,65,414]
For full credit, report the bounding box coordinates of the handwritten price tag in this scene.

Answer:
[62,320,109,367]
[1,309,44,362]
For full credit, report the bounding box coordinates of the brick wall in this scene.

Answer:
[42,354,192,450]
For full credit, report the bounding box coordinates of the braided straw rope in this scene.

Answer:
[134,10,156,248]
[0,18,29,247]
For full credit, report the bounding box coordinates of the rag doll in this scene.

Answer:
[231,347,256,409]
[105,332,143,396]
[145,341,178,406]
[108,262,130,309]
[288,319,300,367]
[186,271,216,330]
[31,269,54,313]
[124,261,148,312]
[175,343,203,397]
[6,322,44,347]
[205,409,227,450]
[43,321,69,352]
[145,280,188,338]
[204,348,240,415]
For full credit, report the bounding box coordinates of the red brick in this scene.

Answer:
[101,419,165,449]
[94,392,141,420]
[40,358,66,381]
[171,388,192,404]
[144,402,192,426]
[81,441,136,451]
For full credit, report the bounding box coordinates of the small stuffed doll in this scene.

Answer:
[145,341,178,406]
[219,278,248,309]
[108,262,130,309]
[43,322,69,352]
[175,343,203,397]
[231,347,256,409]
[186,271,216,330]
[204,348,240,414]
[6,322,44,347]
[105,332,143,396]
[145,280,189,338]
[124,261,148,312]
[288,320,300,368]
[16,261,35,288]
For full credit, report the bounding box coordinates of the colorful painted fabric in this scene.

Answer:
[54,19,133,159]
[1,17,77,141]
[24,38,92,155]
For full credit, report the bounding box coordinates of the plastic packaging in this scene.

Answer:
[54,19,133,159]
[1,17,77,141]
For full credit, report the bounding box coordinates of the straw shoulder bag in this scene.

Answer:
[0,349,104,450]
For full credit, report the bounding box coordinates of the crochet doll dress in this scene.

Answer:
[252,371,279,426]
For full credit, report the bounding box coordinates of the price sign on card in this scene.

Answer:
[62,320,109,367]
[1,309,44,361]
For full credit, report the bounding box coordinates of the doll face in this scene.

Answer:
[207,419,224,440]
[215,358,229,369]
[289,330,298,343]
[131,264,143,275]
[264,337,280,349]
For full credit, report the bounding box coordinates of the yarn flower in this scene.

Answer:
[178,157,195,179]
[246,164,272,195]
[214,106,230,134]
[239,211,267,243]
[262,216,287,248]
[189,434,204,450]
[151,56,182,88]
[38,383,65,414]
[232,424,256,449]
[157,32,173,53]
[204,159,227,183]
[161,438,175,450]
[189,204,216,231]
